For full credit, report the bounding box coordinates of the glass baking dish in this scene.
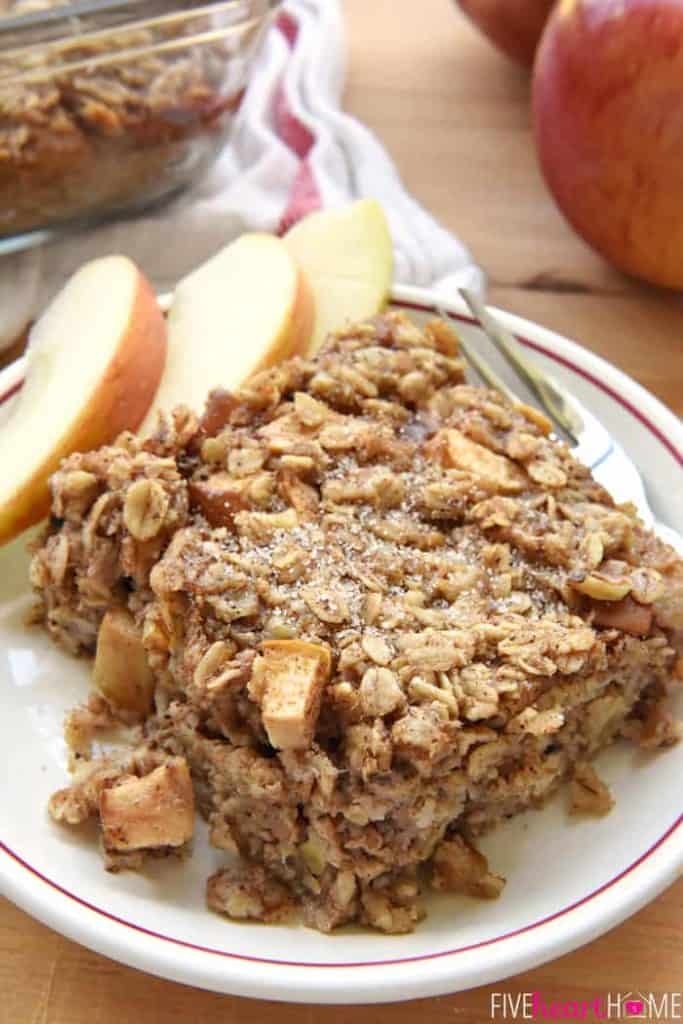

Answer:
[0,0,280,250]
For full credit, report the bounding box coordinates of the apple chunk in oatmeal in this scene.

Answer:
[33,312,683,933]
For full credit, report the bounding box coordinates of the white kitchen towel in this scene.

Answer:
[0,0,483,352]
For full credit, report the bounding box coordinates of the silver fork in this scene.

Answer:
[443,288,682,553]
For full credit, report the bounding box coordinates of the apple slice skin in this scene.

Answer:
[0,268,166,546]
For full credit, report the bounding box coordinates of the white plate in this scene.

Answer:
[1,284,682,1004]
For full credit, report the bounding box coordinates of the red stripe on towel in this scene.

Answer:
[273,83,315,159]
[278,160,321,234]
[275,9,299,48]
[274,11,323,233]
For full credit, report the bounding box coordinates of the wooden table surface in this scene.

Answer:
[2,1,682,1021]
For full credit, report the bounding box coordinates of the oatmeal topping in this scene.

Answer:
[34,312,683,933]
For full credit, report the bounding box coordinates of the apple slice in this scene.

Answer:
[284,199,393,354]
[142,233,314,431]
[0,255,166,545]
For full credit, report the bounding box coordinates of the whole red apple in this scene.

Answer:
[455,0,555,66]
[533,0,683,289]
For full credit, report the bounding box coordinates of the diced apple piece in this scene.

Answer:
[100,759,195,852]
[590,595,653,637]
[142,233,314,431]
[431,835,505,899]
[0,256,166,545]
[234,507,299,542]
[93,607,156,715]
[249,639,331,751]
[284,199,393,354]
[425,428,526,494]
[569,762,614,816]
[188,472,251,528]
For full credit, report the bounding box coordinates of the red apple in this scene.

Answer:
[455,0,555,65]
[533,0,683,289]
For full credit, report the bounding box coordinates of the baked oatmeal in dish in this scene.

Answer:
[0,0,243,238]
[32,312,683,933]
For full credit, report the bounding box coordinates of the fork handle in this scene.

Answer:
[460,289,583,443]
